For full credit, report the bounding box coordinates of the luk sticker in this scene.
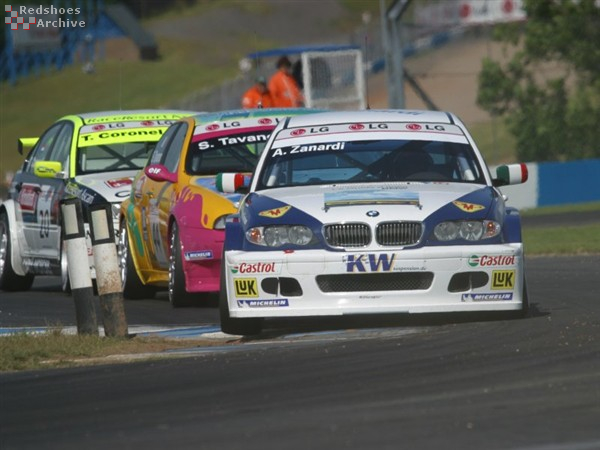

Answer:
[492,270,515,290]
[453,201,485,213]
[259,205,291,218]
[234,278,258,297]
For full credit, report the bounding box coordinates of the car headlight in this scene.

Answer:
[246,225,314,247]
[434,220,501,241]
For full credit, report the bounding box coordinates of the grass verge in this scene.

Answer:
[521,202,600,255]
[523,224,600,255]
[0,329,226,372]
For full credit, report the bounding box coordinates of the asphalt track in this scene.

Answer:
[0,251,599,450]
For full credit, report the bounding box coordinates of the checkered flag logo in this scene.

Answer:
[5,5,36,30]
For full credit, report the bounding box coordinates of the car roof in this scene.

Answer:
[68,110,198,124]
[281,109,459,128]
[190,108,327,124]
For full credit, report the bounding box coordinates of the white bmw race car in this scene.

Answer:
[216,109,529,335]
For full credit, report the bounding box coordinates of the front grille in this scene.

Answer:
[376,221,423,246]
[316,272,434,293]
[324,223,371,247]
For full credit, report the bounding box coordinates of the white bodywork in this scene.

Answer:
[222,110,527,321]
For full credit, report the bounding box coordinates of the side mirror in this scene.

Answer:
[33,161,64,179]
[493,163,528,187]
[18,137,39,155]
[145,164,177,183]
[216,173,251,194]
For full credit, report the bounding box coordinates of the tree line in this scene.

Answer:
[477,0,600,162]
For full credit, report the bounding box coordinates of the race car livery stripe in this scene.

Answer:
[275,123,466,141]
[77,128,166,147]
[79,120,178,135]
[84,114,190,124]
[195,117,282,132]
[192,125,276,142]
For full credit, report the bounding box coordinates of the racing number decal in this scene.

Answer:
[39,210,50,238]
[37,186,55,239]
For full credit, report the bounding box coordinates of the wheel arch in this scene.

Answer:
[0,200,27,276]
[502,207,523,243]
[119,212,147,284]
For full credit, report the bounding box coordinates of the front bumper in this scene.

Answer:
[223,244,525,318]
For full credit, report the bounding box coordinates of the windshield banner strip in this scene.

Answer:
[276,123,466,141]
[80,121,178,135]
[77,127,166,147]
[191,125,276,142]
[84,114,190,124]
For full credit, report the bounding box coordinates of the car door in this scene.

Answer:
[131,123,181,272]
[14,122,73,269]
[146,122,188,270]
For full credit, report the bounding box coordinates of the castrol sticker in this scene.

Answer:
[468,255,516,267]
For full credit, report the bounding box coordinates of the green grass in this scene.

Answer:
[0,329,220,372]
[522,201,600,255]
[521,201,600,216]
[0,38,236,176]
[468,119,517,165]
[523,224,600,255]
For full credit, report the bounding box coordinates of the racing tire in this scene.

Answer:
[0,212,34,292]
[219,254,262,336]
[118,220,155,300]
[503,274,530,320]
[168,222,193,308]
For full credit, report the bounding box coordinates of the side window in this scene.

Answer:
[149,124,180,165]
[162,123,188,172]
[48,122,74,171]
[25,123,64,173]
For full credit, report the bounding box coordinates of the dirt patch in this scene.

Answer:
[367,32,516,124]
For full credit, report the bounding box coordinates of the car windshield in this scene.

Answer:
[185,131,264,175]
[77,142,155,175]
[256,139,486,189]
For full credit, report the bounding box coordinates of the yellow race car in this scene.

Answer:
[118,108,325,306]
[0,109,197,292]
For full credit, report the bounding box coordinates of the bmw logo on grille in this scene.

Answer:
[366,210,380,217]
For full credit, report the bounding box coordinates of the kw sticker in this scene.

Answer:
[492,270,515,290]
[234,278,258,297]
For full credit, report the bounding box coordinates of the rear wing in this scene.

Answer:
[18,137,39,155]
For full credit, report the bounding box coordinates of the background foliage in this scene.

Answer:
[476,0,600,162]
